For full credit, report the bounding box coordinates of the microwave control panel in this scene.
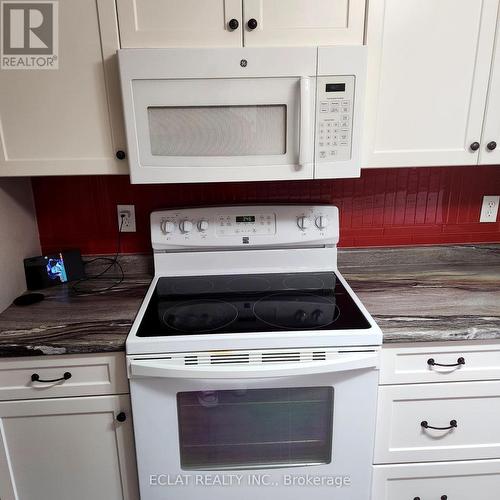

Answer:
[316,76,355,163]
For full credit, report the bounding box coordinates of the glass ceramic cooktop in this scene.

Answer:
[136,272,371,337]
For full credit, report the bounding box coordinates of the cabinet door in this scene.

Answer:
[373,460,500,500]
[0,0,127,176]
[363,0,499,168]
[0,395,138,500]
[116,0,243,48]
[480,6,500,164]
[243,0,365,46]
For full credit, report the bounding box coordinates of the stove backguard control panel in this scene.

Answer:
[151,205,340,250]
[316,75,355,163]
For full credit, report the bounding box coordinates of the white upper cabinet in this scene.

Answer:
[0,0,127,176]
[242,0,365,46]
[480,7,500,165]
[363,0,500,168]
[116,0,365,48]
[116,0,244,47]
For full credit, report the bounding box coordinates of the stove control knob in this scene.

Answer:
[315,216,329,230]
[296,216,312,230]
[179,220,193,233]
[197,219,209,232]
[160,220,175,234]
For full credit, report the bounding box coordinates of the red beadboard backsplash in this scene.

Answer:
[32,166,500,255]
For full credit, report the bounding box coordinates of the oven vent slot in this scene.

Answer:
[261,352,301,363]
[184,356,199,366]
[183,350,330,366]
[313,351,327,361]
[209,354,250,365]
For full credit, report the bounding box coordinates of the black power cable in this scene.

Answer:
[71,215,126,295]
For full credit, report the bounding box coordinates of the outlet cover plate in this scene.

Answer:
[479,196,499,223]
[117,204,136,232]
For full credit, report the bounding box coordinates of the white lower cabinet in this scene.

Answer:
[0,394,138,500]
[372,460,500,500]
[0,354,138,500]
[373,342,500,500]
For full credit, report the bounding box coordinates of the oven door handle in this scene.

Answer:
[129,352,379,379]
[298,76,311,170]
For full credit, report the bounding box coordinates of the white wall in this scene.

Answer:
[0,179,40,312]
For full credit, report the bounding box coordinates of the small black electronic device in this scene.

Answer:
[24,250,85,290]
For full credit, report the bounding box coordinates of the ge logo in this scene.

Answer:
[240,59,248,67]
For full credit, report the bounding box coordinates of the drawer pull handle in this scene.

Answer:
[31,372,72,383]
[427,357,465,367]
[421,419,457,430]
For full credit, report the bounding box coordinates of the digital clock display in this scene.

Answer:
[236,216,255,223]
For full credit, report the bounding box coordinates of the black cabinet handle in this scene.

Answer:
[487,141,497,151]
[421,419,457,430]
[31,372,72,383]
[470,142,480,151]
[247,18,258,30]
[428,357,465,367]
[116,150,126,160]
[414,496,447,500]
[116,412,127,422]
[228,18,239,30]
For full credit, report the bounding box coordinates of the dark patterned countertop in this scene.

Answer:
[0,245,499,357]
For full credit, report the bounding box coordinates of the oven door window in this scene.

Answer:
[177,386,333,470]
[148,105,287,157]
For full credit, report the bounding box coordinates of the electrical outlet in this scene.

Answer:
[479,196,500,223]
[117,204,136,232]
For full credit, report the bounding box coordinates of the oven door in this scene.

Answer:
[128,350,379,500]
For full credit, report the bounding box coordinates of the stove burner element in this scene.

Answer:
[283,275,326,290]
[228,276,271,293]
[162,299,238,333]
[171,278,214,294]
[253,292,339,330]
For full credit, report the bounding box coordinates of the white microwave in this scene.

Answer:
[118,46,366,184]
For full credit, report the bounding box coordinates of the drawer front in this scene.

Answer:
[375,380,500,464]
[373,460,500,500]
[0,353,129,401]
[380,342,500,385]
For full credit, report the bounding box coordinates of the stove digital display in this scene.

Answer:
[236,216,255,223]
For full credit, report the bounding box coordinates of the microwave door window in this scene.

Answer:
[177,386,333,470]
[147,105,287,157]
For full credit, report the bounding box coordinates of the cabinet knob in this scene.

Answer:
[470,142,480,151]
[247,18,258,30]
[116,412,127,422]
[228,18,239,30]
[116,150,126,160]
[487,141,497,151]
[441,496,448,500]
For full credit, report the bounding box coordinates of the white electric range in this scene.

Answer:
[126,205,382,500]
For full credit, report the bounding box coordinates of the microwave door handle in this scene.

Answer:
[299,76,311,169]
[129,352,378,379]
